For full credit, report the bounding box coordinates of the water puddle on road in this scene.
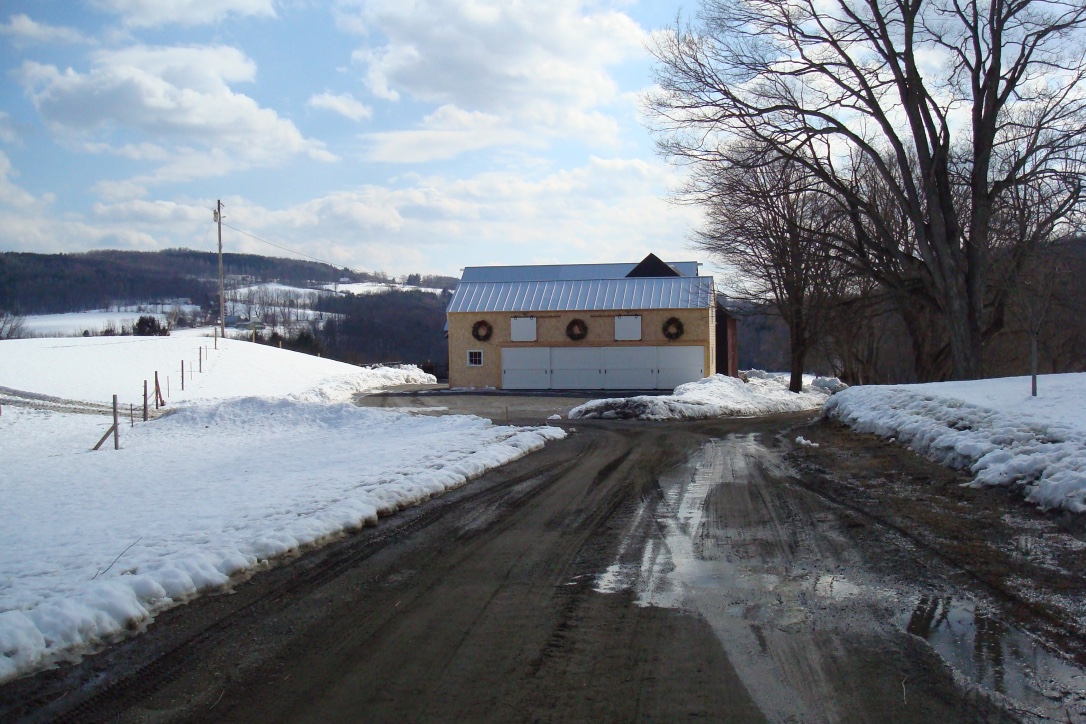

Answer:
[902,596,1086,715]
[592,434,1086,720]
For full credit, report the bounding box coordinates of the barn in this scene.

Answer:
[446,254,738,390]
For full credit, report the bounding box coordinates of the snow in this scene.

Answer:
[322,281,440,295]
[23,305,199,337]
[568,372,840,420]
[0,336,434,407]
[0,336,565,682]
[823,373,1086,513]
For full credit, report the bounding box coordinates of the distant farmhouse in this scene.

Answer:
[445,254,737,390]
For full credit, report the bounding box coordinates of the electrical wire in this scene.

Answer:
[220,221,348,270]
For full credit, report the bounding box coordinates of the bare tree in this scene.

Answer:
[694,151,839,391]
[0,312,28,340]
[647,0,1086,379]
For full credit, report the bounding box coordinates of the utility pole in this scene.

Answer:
[215,200,225,338]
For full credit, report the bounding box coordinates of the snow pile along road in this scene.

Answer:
[0,336,564,683]
[823,373,1086,513]
[568,372,844,421]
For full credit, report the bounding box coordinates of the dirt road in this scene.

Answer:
[4,397,1084,722]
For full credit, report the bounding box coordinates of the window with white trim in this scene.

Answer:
[467,350,483,366]
[614,315,642,341]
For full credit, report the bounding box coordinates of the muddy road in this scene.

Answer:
[4,400,1085,722]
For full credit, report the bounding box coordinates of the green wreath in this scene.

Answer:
[566,318,588,341]
[662,317,684,340]
[472,320,493,341]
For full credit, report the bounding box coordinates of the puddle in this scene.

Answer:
[903,596,1086,717]
[592,434,1086,720]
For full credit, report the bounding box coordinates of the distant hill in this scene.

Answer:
[0,249,444,315]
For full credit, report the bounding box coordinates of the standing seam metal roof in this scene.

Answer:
[459,261,699,282]
[446,277,715,313]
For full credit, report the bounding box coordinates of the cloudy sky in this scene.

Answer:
[0,0,707,278]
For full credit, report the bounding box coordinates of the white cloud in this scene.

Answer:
[345,0,644,110]
[0,113,19,144]
[307,92,373,121]
[363,105,534,163]
[19,45,335,193]
[91,0,276,28]
[0,142,699,275]
[0,14,93,44]
[340,0,646,161]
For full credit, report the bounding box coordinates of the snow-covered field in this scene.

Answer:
[322,281,440,295]
[0,336,432,407]
[824,374,1086,513]
[23,305,199,337]
[569,372,844,420]
[0,337,564,683]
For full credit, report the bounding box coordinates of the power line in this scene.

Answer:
[220,221,347,271]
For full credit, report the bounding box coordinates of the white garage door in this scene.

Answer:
[602,347,657,389]
[501,347,551,390]
[501,346,705,390]
[551,347,602,389]
[657,346,705,390]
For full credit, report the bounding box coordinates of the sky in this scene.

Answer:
[0,0,708,278]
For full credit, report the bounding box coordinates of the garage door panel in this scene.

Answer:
[656,345,704,390]
[502,348,550,390]
[657,346,703,368]
[503,369,551,389]
[551,347,603,369]
[503,347,550,369]
[602,346,656,369]
[604,367,656,389]
[551,368,602,389]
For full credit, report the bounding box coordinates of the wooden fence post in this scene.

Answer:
[144,380,148,421]
[130,404,134,427]
[181,360,185,391]
[214,326,218,350]
[154,372,161,409]
[112,395,119,450]
[199,346,202,373]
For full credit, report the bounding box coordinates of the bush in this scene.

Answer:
[134,315,168,336]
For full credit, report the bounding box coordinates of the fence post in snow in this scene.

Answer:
[214,326,218,350]
[112,395,119,450]
[143,380,148,421]
[199,346,202,373]
[181,361,184,391]
[130,404,133,427]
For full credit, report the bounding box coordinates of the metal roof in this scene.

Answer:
[447,277,715,313]
[459,261,699,282]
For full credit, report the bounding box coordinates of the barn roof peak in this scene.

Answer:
[625,253,682,278]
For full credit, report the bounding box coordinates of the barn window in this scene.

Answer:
[615,315,642,341]
[510,316,537,341]
[467,350,483,367]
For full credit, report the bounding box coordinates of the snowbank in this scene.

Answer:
[823,374,1086,513]
[0,336,434,406]
[0,400,563,683]
[0,335,568,682]
[568,373,840,420]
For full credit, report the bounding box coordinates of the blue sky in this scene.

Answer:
[0,0,708,278]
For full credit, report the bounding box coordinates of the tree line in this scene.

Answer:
[649,0,1086,390]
